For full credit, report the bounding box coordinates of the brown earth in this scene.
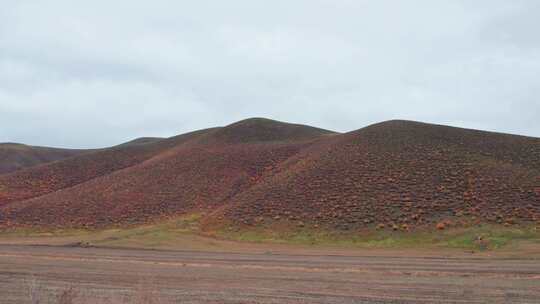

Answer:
[1,244,539,303]
[0,118,538,232]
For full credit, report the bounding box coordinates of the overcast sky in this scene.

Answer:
[1,0,539,148]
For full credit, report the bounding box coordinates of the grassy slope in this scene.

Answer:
[216,223,540,251]
[1,213,538,253]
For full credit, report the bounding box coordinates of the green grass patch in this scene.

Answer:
[217,223,540,251]
[0,213,205,247]
[442,225,539,250]
[2,215,538,251]
[91,213,203,247]
[0,226,92,238]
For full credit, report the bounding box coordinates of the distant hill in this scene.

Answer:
[115,137,164,147]
[0,118,538,232]
[0,143,87,175]
[0,130,215,206]
[0,136,166,175]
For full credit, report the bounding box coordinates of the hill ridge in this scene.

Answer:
[205,117,337,144]
[0,118,538,231]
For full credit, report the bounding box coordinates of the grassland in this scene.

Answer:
[219,224,540,251]
[1,214,538,253]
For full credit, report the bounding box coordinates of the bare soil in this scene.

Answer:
[1,244,539,303]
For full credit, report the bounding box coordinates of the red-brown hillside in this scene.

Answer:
[0,143,87,175]
[0,119,538,231]
[204,118,335,144]
[214,120,540,230]
[0,129,214,206]
[0,119,334,227]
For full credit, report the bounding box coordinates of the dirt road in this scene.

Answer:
[1,244,539,303]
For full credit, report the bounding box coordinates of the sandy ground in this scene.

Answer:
[1,243,540,304]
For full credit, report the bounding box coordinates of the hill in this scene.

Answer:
[0,119,538,232]
[206,118,335,144]
[212,120,540,231]
[0,143,87,175]
[0,119,334,227]
[115,137,164,147]
[0,129,217,206]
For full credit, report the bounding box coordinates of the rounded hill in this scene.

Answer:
[211,120,540,231]
[205,118,336,144]
[0,119,538,231]
[0,143,88,175]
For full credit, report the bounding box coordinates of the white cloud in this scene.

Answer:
[0,0,539,148]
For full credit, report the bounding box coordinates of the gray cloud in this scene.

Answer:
[0,0,539,148]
